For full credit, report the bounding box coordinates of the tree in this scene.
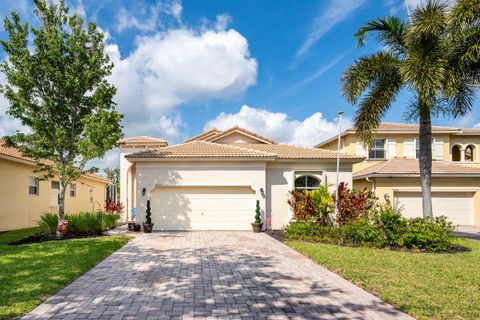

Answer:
[0,0,123,223]
[104,167,120,199]
[341,0,479,217]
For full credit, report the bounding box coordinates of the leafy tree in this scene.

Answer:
[0,0,123,222]
[341,0,479,217]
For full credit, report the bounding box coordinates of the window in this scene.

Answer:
[295,176,320,190]
[452,145,461,162]
[368,139,386,159]
[70,183,76,197]
[465,145,475,162]
[29,177,39,195]
[415,139,420,159]
[51,181,60,207]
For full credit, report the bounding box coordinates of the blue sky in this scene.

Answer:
[0,0,476,168]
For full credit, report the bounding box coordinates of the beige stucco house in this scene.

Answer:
[0,140,112,231]
[120,126,363,230]
[317,123,480,226]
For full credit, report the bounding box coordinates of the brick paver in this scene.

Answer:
[23,232,413,319]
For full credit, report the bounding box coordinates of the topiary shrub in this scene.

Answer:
[254,200,261,224]
[145,200,152,225]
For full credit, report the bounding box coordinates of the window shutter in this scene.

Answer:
[404,139,415,158]
[356,141,367,157]
[433,138,444,160]
[386,139,396,159]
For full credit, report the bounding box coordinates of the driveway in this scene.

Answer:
[454,226,480,240]
[24,232,412,320]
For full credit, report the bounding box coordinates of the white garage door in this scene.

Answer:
[150,186,255,230]
[394,191,473,225]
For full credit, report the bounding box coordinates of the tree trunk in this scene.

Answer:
[419,111,433,217]
[58,177,66,221]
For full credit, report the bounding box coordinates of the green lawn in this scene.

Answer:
[287,238,480,320]
[0,227,130,319]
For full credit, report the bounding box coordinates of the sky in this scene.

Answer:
[0,0,476,171]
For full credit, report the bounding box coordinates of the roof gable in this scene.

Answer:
[205,126,277,144]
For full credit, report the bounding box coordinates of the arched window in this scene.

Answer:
[295,176,320,190]
[452,145,461,162]
[465,145,475,162]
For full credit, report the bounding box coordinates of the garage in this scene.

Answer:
[150,186,256,230]
[394,191,474,225]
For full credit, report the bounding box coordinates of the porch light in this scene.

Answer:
[142,188,146,196]
[384,193,391,202]
[260,188,265,197]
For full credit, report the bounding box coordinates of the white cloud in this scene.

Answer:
[107,26,257,138]
[114,0,183,32]
[204,105,351,147]
[292,0,366,67]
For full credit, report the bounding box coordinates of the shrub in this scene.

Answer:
[336,182,376,226]
[287,190,317,222]
[145,200,152,225]
[344,218,385,247]
[284,221,344,243]
[287,184,334,225]
[309,184,334,225]
[37,213,58,234]
[371,204,406,246]
[399,216,454,251]
[105,200,124,214]
[254,200,261,224]
[37,212,121,236]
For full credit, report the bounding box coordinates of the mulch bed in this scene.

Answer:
[9,233,107,245]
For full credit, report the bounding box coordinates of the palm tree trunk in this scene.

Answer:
[419,111,433,217]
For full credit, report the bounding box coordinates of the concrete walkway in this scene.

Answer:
[23,232,413,320]
[454,226,480,240]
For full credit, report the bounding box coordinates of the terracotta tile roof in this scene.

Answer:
[230,143,362,160]
[0,139,111,183]
[205,126,277,144]
[353,158,480,179]
[126,141,277,160]
[118,136,168,147]
[126,141,363,161]
[316,122,480,147]
[181,129,221,144]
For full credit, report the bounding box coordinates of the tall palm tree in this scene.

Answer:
[341,0,479,217]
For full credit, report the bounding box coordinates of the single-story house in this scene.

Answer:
[317,122,480,226]
[0,140,112,231]
[120,126,363,230]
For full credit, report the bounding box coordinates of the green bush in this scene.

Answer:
[371,204,406,246]
[399,216,454,251]
[37,212,121,236]
[344,218,385,247]
[284,221,344,243]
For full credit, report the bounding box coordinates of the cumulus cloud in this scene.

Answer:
[204,105,351,147]
[106,25,257,138]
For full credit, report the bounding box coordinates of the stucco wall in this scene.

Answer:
[0,158,108,231]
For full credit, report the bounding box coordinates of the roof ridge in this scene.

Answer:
[198,140,277,157]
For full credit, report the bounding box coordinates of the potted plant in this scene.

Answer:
[142,200,154,233]
[133,223,141,232]
[251,200,263,233]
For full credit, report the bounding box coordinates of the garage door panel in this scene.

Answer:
[394,191,473,225]
[151,186,255,230]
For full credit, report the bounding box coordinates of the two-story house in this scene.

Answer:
[317,123,480,226]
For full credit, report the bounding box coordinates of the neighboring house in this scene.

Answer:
[120,126,363,230]
[317,122,480,226]
[0,140,112,231]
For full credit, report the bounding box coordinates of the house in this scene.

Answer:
[119,126,363,230]
[316,122,480,226]
[0,140,112,231]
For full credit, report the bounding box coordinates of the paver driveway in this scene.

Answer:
[24,232,413,320]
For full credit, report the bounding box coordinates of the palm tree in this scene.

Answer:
[341,0,479,217]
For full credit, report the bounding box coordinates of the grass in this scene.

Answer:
[287,238,480,320]
[0,227,131,319]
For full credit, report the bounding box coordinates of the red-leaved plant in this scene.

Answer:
[287,190,317,222]
[335,182,376,226]
[105,200,124,214]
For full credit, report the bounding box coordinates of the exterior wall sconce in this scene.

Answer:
[384,193,391,202]
[142,188,146,196]
[260,188,265,198]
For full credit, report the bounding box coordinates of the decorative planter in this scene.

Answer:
[142,223,154,233]
[133,224,141,232]
[251,223,263,233]
[127,222,134,231]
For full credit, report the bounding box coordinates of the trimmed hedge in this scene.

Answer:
[38,212,121,236]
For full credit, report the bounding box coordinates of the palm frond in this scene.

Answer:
[450,0,480,30]
[354,68,403,145]
[354,16,406,55]
[341,51,401,104]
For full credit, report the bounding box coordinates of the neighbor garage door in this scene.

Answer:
[394,191,473,225]
[150,186,255,230]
